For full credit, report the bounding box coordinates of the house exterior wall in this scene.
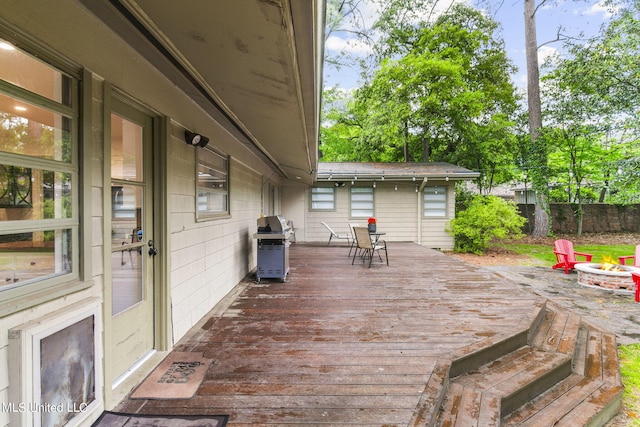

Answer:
[0,1,280,422]
[293,180,455,250]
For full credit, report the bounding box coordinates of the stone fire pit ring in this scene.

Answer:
[574,263,639,294]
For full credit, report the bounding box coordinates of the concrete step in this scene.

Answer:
[432,301,623,427]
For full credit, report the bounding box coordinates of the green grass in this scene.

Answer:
[619,343,640,425]
[497,242,637,265]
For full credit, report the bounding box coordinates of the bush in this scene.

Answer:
[447,195,527,254]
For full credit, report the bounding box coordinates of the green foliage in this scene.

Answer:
[619,343,640,424]
[320,3,519,182]
[538,5,640,206]
[447,195,526,254]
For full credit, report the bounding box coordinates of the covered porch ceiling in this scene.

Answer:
[79,0,324,185]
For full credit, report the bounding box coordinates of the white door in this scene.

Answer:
[108,97,156,384]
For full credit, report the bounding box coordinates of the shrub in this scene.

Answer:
[447,195,527,254]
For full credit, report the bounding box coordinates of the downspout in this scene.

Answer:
[416,178,428,245]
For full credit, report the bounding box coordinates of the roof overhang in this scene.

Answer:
[316,162,481,183]
[78,0,324,185]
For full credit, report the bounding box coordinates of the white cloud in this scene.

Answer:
[325,35,373,56]
[538,45,559,65]
[583,0,615,17]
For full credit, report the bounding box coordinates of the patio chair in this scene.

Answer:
[618,245,640,267]
[352,226,388,267]
[121,227,143,267]
[347,223,360,257]
[632,272,640,303]
[320,222,350,246]
[552,239,593,274]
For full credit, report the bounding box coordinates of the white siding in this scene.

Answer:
[0,1,279,421]
[300,180,455,249]
[169,135,263,341]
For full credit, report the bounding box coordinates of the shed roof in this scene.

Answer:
[316,162,480,182]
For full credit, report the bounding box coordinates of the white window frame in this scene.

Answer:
[350,187,374,218]
[196,145,230,220]
[310,186,335,211]
[423,186,448,218]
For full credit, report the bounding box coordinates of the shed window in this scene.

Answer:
[311,187,335,210]
[197,146,229,219]
[423,186,447,217]
[350,187,374,218]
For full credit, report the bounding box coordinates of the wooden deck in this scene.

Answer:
[115,243,615,426]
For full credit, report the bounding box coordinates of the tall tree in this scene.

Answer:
[524,0,551,237]
[321,4,519,194]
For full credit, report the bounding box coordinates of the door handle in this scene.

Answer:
[148,240,158,256]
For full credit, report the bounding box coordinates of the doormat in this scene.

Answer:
[92,411,228,427]
[130,352,213,399]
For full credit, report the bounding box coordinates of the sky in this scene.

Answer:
[323,0,614,92]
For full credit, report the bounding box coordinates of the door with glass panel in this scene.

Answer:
[109,97,155,384]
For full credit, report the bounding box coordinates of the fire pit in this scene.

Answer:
[574,263,638,293]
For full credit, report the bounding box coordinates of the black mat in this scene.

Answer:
[92,411,228,426]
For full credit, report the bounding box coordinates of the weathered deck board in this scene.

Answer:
[117,243,544,425]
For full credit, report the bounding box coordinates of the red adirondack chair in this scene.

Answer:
[618,245,640,267]
[631,272,640,303]
[552,239,593,274]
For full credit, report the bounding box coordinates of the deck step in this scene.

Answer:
[432,302,623,427]
[502,374,623,426]
[451,346,573,418]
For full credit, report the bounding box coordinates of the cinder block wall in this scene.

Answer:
[518,204,640,234]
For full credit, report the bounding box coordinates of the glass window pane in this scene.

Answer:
[110,114,143,182]
[311,187,334,210]
[0,229,72,289]
[0,93,73,162]
[350,187,373,218]
[0,166,72,218]
[423,187,447,217]
[0,40,73,106]
[198,191,227,213]
[111,246,143,316]
[197,146,229,218]
[111,184,142,226]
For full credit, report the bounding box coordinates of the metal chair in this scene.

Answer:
[320,222,350,246]
[352,226,388,267]
[121,227,142,267]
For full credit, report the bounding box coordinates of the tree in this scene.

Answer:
[524,0,551,237]
[540,3,640,208]
[321,4,519,194]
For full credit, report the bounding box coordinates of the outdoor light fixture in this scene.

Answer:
[373,181,376,188]
[394,183,398,191]
[413,171,416,181]
[328,173,333,180]
[184,130,209,147]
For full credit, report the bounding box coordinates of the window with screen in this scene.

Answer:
[311,187,335,211]
[423,186,447,217]
[350,187,374,218]
[196,145,229,219]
